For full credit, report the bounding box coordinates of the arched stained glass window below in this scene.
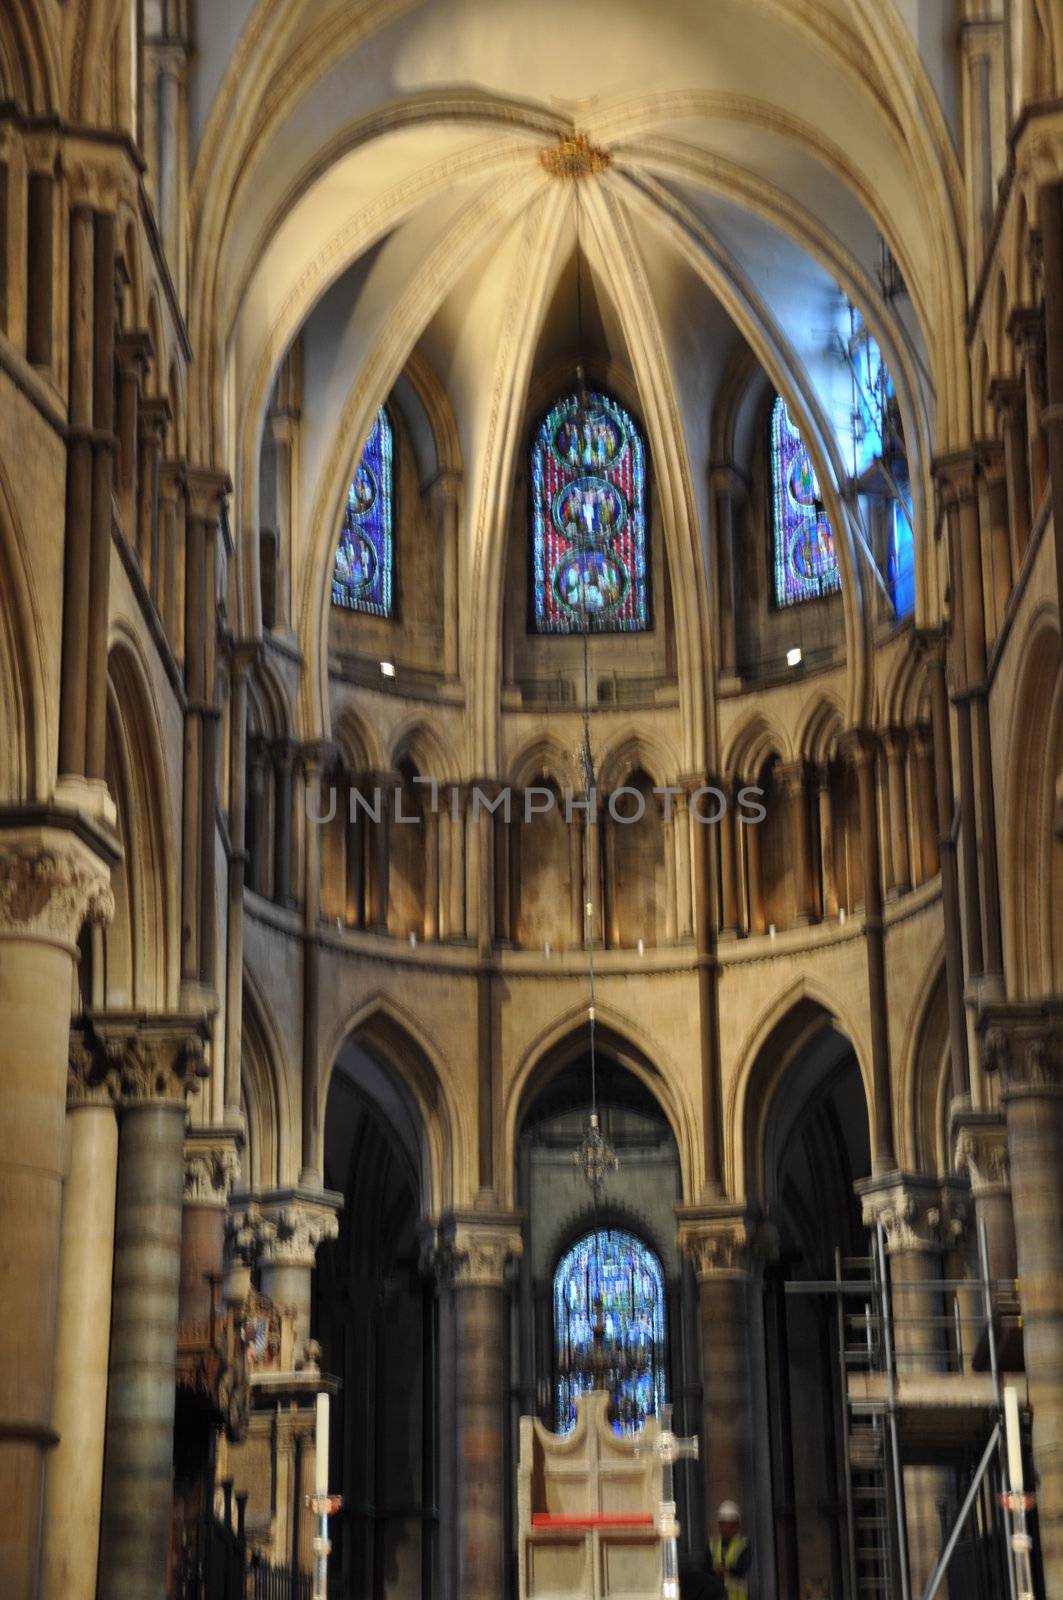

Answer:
[553,1227,667,1436]
[531,390,650,633]
[771,395,841,609]
[332,407,393,617]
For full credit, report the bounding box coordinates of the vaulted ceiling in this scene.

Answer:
[186,0,969,746]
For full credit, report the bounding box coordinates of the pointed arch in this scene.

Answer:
[241,969,296,1191]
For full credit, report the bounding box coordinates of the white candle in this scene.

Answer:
[315,1391,330,1496]
[1004,1385,1023,1493]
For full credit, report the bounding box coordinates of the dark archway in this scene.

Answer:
[512,1050,701,1588]
[746,1002,871,1600]
[315,1039,437,1600]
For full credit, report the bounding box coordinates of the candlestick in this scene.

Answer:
[315,1391,330,1496]
[1004,1385,1023,1494]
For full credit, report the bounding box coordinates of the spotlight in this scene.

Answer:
[786,647,803,668]
[380,660,396,678]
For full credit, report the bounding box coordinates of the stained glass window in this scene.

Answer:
[332,408,393,616]
[771,396,840,609]
[553,1228,666,1436]
[532,391,650,633]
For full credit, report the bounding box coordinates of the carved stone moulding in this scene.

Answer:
[856,1172,969,1255]
[0,827,115,947]
[228,1187,343,1271]
[539,131,611,181]
[978,999,1063,1101]
[430,1207,525,1289]
[78,1009,211,1107]
[953,1111,1011,1198]
[675,1203,778,1280]
[185,1124,245,1207]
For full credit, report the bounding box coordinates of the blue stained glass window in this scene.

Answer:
[771,396,841,609]
[553,1228,667,1436]
[332,408,393,617]
[532,391,650,633]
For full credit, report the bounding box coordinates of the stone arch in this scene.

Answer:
[332,703,381,774]
[722,709,791,781]
[509,733,578,793]
[1004,608,1063,997]
[0,459,44,801]
[103,633,176,1007]
[729,979,873,1204]
[505,1006,697,1206]
[898,952,951,1176]
[795,694,844,766]
[0,0,59,113]
[320,996,461,1218]
[240,969,295,1191]
[596,730,673,794]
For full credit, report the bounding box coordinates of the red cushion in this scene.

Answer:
[532,1513,654,1529]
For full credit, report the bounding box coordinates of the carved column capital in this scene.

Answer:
[978,1000,1063,1100]
[676,1205,777,1280]
[838,726,880,771]
[84,1011,211,1107]
[184,1126,244,1207]
[235,1188,342,1269]
[432,1208,524,1289]
[68,1023,120,1109]
[857,1173,968,1255]
[953,1112,1011,1197]
[0,831,114,947]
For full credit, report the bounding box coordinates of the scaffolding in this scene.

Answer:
[786,1220,1037,1600]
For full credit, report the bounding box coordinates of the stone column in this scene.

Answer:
[115,330,152,558]
[58,205,95,779]
[990,376,1032,572]
[243,1191,341,1353]
[921,633,969,1098]
[245,738,268,895]
[845,730,896,1171]
[674,789,694,941]
[815,766,839,919]
[953,1111,1016,1284]
[225,644,258,1117]
[434,471,462,679]
[882,729,912,895]
[272,738,296,906]
[678,1210,772,1563]
[980,1002,1063,1588]
[367,769,395,933]
[909,724,939,886]
[85,210,117,784]
[978,441,1014,637]
[435,1211,522,1600]
[0,832,114,1600]
[137,397,170,609]
[1009,305,1048,515]
[96,1014,210,1600]
[299,744,334,1184]
[778,761,811,921]
[40,1032,120,1600]
[859,1177,959,1598]
[181,1131,242,1334]
[1039,180,1063,617]
[268,409,298,633]
[710,463,744,686]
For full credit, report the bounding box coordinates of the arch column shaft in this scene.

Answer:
[96,1015,209,1600]
[434,1212,521,1600]
[980,1004,1063,1592]
[847,732,895,1170]
[0,831,113,1600]
[40,1094,118,1600]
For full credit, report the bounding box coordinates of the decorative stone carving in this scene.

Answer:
[979,1001,1063,1099]
[0,838,114,945]
[538,131,611,181]
[954,1114,1011,1197]
[67,1025,121,1108]
[857,1174,966,1255]
[432,1210,524,1288]
[237,1192,341,1270]
[676,1207,776,1279]
[184,1130,243,1207]
[84,1011,211,1106]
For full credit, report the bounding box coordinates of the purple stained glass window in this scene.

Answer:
[771,395,840,608]
[532,391,650,633]
[332,408,393,617]
[553,1228,666,1436]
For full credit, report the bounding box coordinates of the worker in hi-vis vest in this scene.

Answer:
[708,1501,751,1599]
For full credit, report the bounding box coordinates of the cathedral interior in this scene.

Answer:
[3,2,1063,1598]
